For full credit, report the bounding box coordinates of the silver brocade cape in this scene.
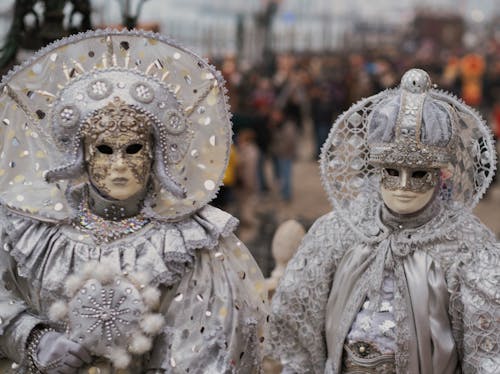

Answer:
[269,195,499,374]
[0,205,267,373]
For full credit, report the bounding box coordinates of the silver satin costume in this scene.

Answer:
[0,30,267,373]
[269,69,499,373]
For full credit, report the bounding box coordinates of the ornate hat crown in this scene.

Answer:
[368,69,456,169]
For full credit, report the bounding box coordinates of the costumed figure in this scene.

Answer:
[269,68,499,373]
[0,29,267,373]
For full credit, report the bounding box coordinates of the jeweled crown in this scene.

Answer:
[368,69,456,168]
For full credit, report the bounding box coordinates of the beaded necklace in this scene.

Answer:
[75,196,150,243]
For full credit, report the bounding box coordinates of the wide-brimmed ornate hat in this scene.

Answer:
[0,29,232,222]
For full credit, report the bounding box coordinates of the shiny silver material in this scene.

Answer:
[368,69,455,169]
[342,342,395,373]
[0,204,267,372]
[380,167,439,193]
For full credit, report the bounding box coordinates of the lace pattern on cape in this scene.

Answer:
[269,196,499,373]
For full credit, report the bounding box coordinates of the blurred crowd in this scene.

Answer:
[210,34,500,235]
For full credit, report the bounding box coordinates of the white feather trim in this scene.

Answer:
[93,262,116,284]
[64,274,85,296]
[82,262,99,278]
[128,332,152,354]
[141,287,161,309]
[107,347,131,369]
[129,272,151,287]
[140,314,165,335]
[48,300,68,321]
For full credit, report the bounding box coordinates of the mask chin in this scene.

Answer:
[380,184,437,215]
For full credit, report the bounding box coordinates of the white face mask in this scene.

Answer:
[85,133,152,201]
[380,167,438,215]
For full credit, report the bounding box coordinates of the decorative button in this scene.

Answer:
[163,110,186,135]
[87,79,113,100]
[130,82,154,103]
[58,105,80,128]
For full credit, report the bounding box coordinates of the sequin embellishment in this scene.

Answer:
[75,198,150,243]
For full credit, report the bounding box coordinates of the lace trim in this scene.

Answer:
[344,195,467,248]
[392,257,410,372]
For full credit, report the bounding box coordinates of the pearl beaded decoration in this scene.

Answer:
[48,262,165,370]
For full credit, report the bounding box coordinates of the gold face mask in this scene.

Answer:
[83,99,153,200]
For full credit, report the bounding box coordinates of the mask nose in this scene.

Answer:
[400,169,410,189]
[112,153,127,172]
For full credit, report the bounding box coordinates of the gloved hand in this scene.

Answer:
[29,329,92,374]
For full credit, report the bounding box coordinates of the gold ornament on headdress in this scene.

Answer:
[81,98,152,141]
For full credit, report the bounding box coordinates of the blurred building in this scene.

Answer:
[86,0,500,56]
[0,0,498,63]
[413,12,465,50]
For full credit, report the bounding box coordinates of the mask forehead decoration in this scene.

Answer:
[81,98,152,142]
[320,68,496,227]
[0,30,232,222]
[51,68,191,172]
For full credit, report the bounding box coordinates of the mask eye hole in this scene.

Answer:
[385,168,399,177]
[126,143,143,154]
[412,170,428,178]
[96,145,113,154]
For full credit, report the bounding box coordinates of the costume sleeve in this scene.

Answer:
[450,240,500,373]
[0,213,45,364]
[268,212,345,374]
[146,233,268,373]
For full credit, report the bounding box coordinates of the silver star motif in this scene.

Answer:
[80,288,131,342]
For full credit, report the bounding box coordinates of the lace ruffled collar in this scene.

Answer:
[2,203,239,299]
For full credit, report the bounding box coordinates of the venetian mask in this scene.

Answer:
[380,167,439,215]
[83,99,153,200]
